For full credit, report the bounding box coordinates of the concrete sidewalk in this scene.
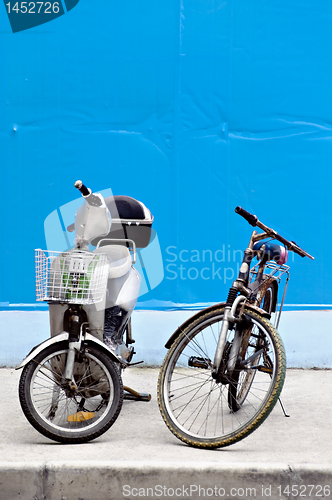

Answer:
[0,367,331,499]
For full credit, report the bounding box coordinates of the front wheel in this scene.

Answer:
[158,306,286,449]
[19,342,123,443]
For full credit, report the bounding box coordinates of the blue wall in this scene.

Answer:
[1,0,331,309]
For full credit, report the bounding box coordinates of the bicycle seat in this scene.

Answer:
[94,245,132,279]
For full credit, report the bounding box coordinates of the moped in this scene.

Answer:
[17,181,153,443]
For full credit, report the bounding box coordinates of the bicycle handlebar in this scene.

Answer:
[235,206,314,260]
[235,206,258,227]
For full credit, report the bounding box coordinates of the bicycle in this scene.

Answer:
[158,207,314,449]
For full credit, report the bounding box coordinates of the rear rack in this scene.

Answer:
[249,261,290,328]
[250,261,290,291]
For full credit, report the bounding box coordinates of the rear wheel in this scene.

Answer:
[158,306,285,449]
[228,286,275,411]
[19,342,123,443]
[227,320,273,412]
[260,285,274,314]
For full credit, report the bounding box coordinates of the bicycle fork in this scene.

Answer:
[63,307,85,390]
[212,295,246,380]
[64,341,81,389]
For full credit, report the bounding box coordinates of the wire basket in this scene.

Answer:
[35,249,109,304]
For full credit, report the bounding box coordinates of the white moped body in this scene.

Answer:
[49,190,142,342]
[16,182,151,445]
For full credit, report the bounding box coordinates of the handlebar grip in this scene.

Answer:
[74,180,90,197]
[235,206,258,227]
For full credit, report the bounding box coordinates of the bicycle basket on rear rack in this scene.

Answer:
[35,249,109,305]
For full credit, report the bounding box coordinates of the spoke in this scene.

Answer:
[185,381,226,433]
[170,370,211,383]
[209,322,219,346]
[170,376,213,416]
[198,380,224,435]
[171,380,223,414]
[33,378,60,391]
[31,351,111,429]
[169,378,214,402]
[36,367,63,388]
[181,327,214,360]
[163,309,281,443]
[200,331,210,362]
[184,338,209,360]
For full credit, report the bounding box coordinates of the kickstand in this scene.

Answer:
[123,385,151,402]
[279,397,290,417]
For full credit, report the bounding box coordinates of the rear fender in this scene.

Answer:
[269,278,278,313]
[164,302,271,350]
[84,333,127,367]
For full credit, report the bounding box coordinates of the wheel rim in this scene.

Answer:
[30,349,115,433]
[163,312,279,443]
[261,288,273,313]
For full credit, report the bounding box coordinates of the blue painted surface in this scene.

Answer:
[0,1,331,309]
[1,310,331,368]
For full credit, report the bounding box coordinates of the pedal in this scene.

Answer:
[188,356,210,369]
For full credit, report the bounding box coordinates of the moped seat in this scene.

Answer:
[94,245,132,279]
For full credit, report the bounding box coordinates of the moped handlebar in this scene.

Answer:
[74,180,90,197]
[74,180,103,207]
[235,206,314,260]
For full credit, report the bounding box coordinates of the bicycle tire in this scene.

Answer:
[158,305,286,449]
[19,342,123,444]
[260,285,275,314]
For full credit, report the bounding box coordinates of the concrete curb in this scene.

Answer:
[0,461,331,500]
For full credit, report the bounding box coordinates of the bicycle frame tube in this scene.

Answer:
[212,230,272,377]
[212,295,246,378]
[236,229,271,287]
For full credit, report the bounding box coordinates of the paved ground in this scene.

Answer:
[0,367,331,499]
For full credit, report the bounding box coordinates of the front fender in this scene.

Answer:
[16,332,125,370]
[164,301,271,349]
[16,332,70,369]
